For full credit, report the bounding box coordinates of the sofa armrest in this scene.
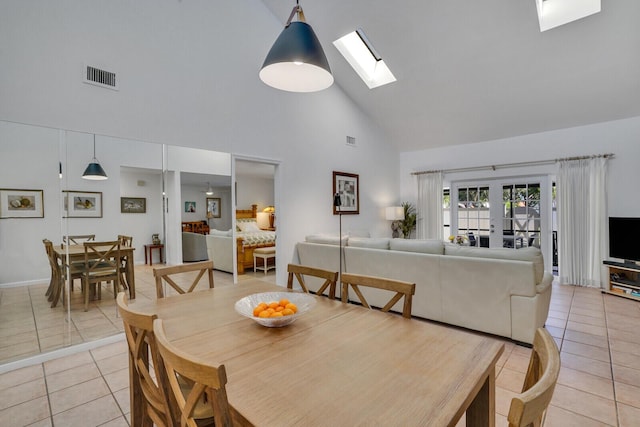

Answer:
[536,272,553,294]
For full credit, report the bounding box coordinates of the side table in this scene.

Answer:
[144,244,164,266]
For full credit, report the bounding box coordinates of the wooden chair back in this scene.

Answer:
[118,234,133,247]
[153,318,249,427]
[286,264,339,299]
[508,328,561,427]
[341,273,415,318]
[63,234,96,245]
[116,293,173,427]
[82,241,121,311]
[153,260,214,298]
[43,239,62,306]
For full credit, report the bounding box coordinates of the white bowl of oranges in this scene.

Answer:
[234,292,316,327]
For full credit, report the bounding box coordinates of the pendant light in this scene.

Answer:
[205,182,214,196]
[82,134,108,180]
[259,0,333,93]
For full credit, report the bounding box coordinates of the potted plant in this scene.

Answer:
[400,202,417,239]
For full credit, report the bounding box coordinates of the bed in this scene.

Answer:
[235,204,276,274]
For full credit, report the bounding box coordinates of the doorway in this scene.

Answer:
[450,176,553,272]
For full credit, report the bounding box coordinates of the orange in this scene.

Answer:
[270,311,283,317]
[268,301,279,309]
[253,306,265,317]
[279,298,290,307]
[275,306,285,312]
[282,308,294,316]
[285,303,298,313]
[258,310,270,318]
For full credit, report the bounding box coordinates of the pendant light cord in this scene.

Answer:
[285,1,305,27]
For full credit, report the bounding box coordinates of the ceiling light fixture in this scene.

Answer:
[82,134,108,180]
[333,29,396,89]
[535,0,601,32]
[259,0,333,92]
[205,183,214,196]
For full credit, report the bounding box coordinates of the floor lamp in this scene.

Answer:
[334,192,343,300]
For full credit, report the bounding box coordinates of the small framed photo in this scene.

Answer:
[0,189,44,218]
[121,197,146,214]
[185,201,196,213]
[207,197,221,218]
[64,191,103,218]
[333,171,359,215]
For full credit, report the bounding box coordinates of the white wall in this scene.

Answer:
[0,1,399,286]
[236,176,274,212]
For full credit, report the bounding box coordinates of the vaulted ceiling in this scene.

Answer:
[260,0,640,151]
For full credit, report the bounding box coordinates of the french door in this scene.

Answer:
[451,176,553,271]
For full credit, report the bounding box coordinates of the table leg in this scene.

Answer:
[466,366,495,427]
[159,246,163,264]
[149,247,154,266]
[144,246,149,265]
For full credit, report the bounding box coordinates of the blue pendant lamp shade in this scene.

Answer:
[82,135,108,180]
[259,4,333,93]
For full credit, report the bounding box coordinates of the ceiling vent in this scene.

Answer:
[346,136,357,147]
[83,65,118,90]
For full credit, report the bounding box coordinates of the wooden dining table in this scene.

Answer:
[54,244,136,298]
[130,280,504,427]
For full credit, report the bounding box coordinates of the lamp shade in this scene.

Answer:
[260,21,333,93]
[385,206,404,221]
[82,161,108,180]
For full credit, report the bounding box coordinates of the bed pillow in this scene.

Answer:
[238,221,260,232]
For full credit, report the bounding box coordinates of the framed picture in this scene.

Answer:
[0,189,44,218]
[207,197,221,218]
[185,201,196,213]
[63,191,103,218]
[120,197,146,214]
[333,171,359,215]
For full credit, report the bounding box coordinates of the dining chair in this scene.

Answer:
[43,239,63,307]
[340,273,415,318]
[117,235,133,297]
[153,260,214,298]
[63,234,96,245]
[81,241,121,311]
[507,328,560,427]
[286,264,339,299]
[153,318,251,427]
[116,293,174,427]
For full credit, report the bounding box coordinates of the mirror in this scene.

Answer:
[0,120,231,366]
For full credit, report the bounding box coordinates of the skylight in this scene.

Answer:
[333,29,396,89]
[536,0,601,32]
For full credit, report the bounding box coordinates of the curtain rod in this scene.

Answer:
[411,153,614,176]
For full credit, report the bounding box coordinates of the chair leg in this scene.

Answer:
[84,278,90,311]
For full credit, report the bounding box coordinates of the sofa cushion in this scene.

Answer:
[305,234,347,245]
[444,245,544,283]
[347,237,390,250]
[390,239,445,255]
[348,230,371,238]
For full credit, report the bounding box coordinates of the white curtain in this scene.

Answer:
[557,157,608,288]
[417,172,443,240]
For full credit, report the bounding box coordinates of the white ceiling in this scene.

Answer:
[260,0,640,151]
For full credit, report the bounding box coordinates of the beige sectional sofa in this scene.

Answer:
[295,236,552,345]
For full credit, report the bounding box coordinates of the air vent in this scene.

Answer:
[83,65,118,90]
[346,136,356,147]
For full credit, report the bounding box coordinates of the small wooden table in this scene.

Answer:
[144,244,164,266]
[130,280,503,427]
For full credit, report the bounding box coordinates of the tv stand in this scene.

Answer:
[603,260,640,301]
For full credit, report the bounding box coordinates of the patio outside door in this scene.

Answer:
[451,176,552,270]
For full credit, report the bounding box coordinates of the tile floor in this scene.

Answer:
[1,269,640,426]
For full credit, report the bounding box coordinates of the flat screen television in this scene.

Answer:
[609,217,640,263]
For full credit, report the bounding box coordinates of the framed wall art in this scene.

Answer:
[185,201,196,213]
[207,197,221,218]
[333,171,359,215]
[121,197,146,214]
[0,189,44,218]
[63,191,103,218]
